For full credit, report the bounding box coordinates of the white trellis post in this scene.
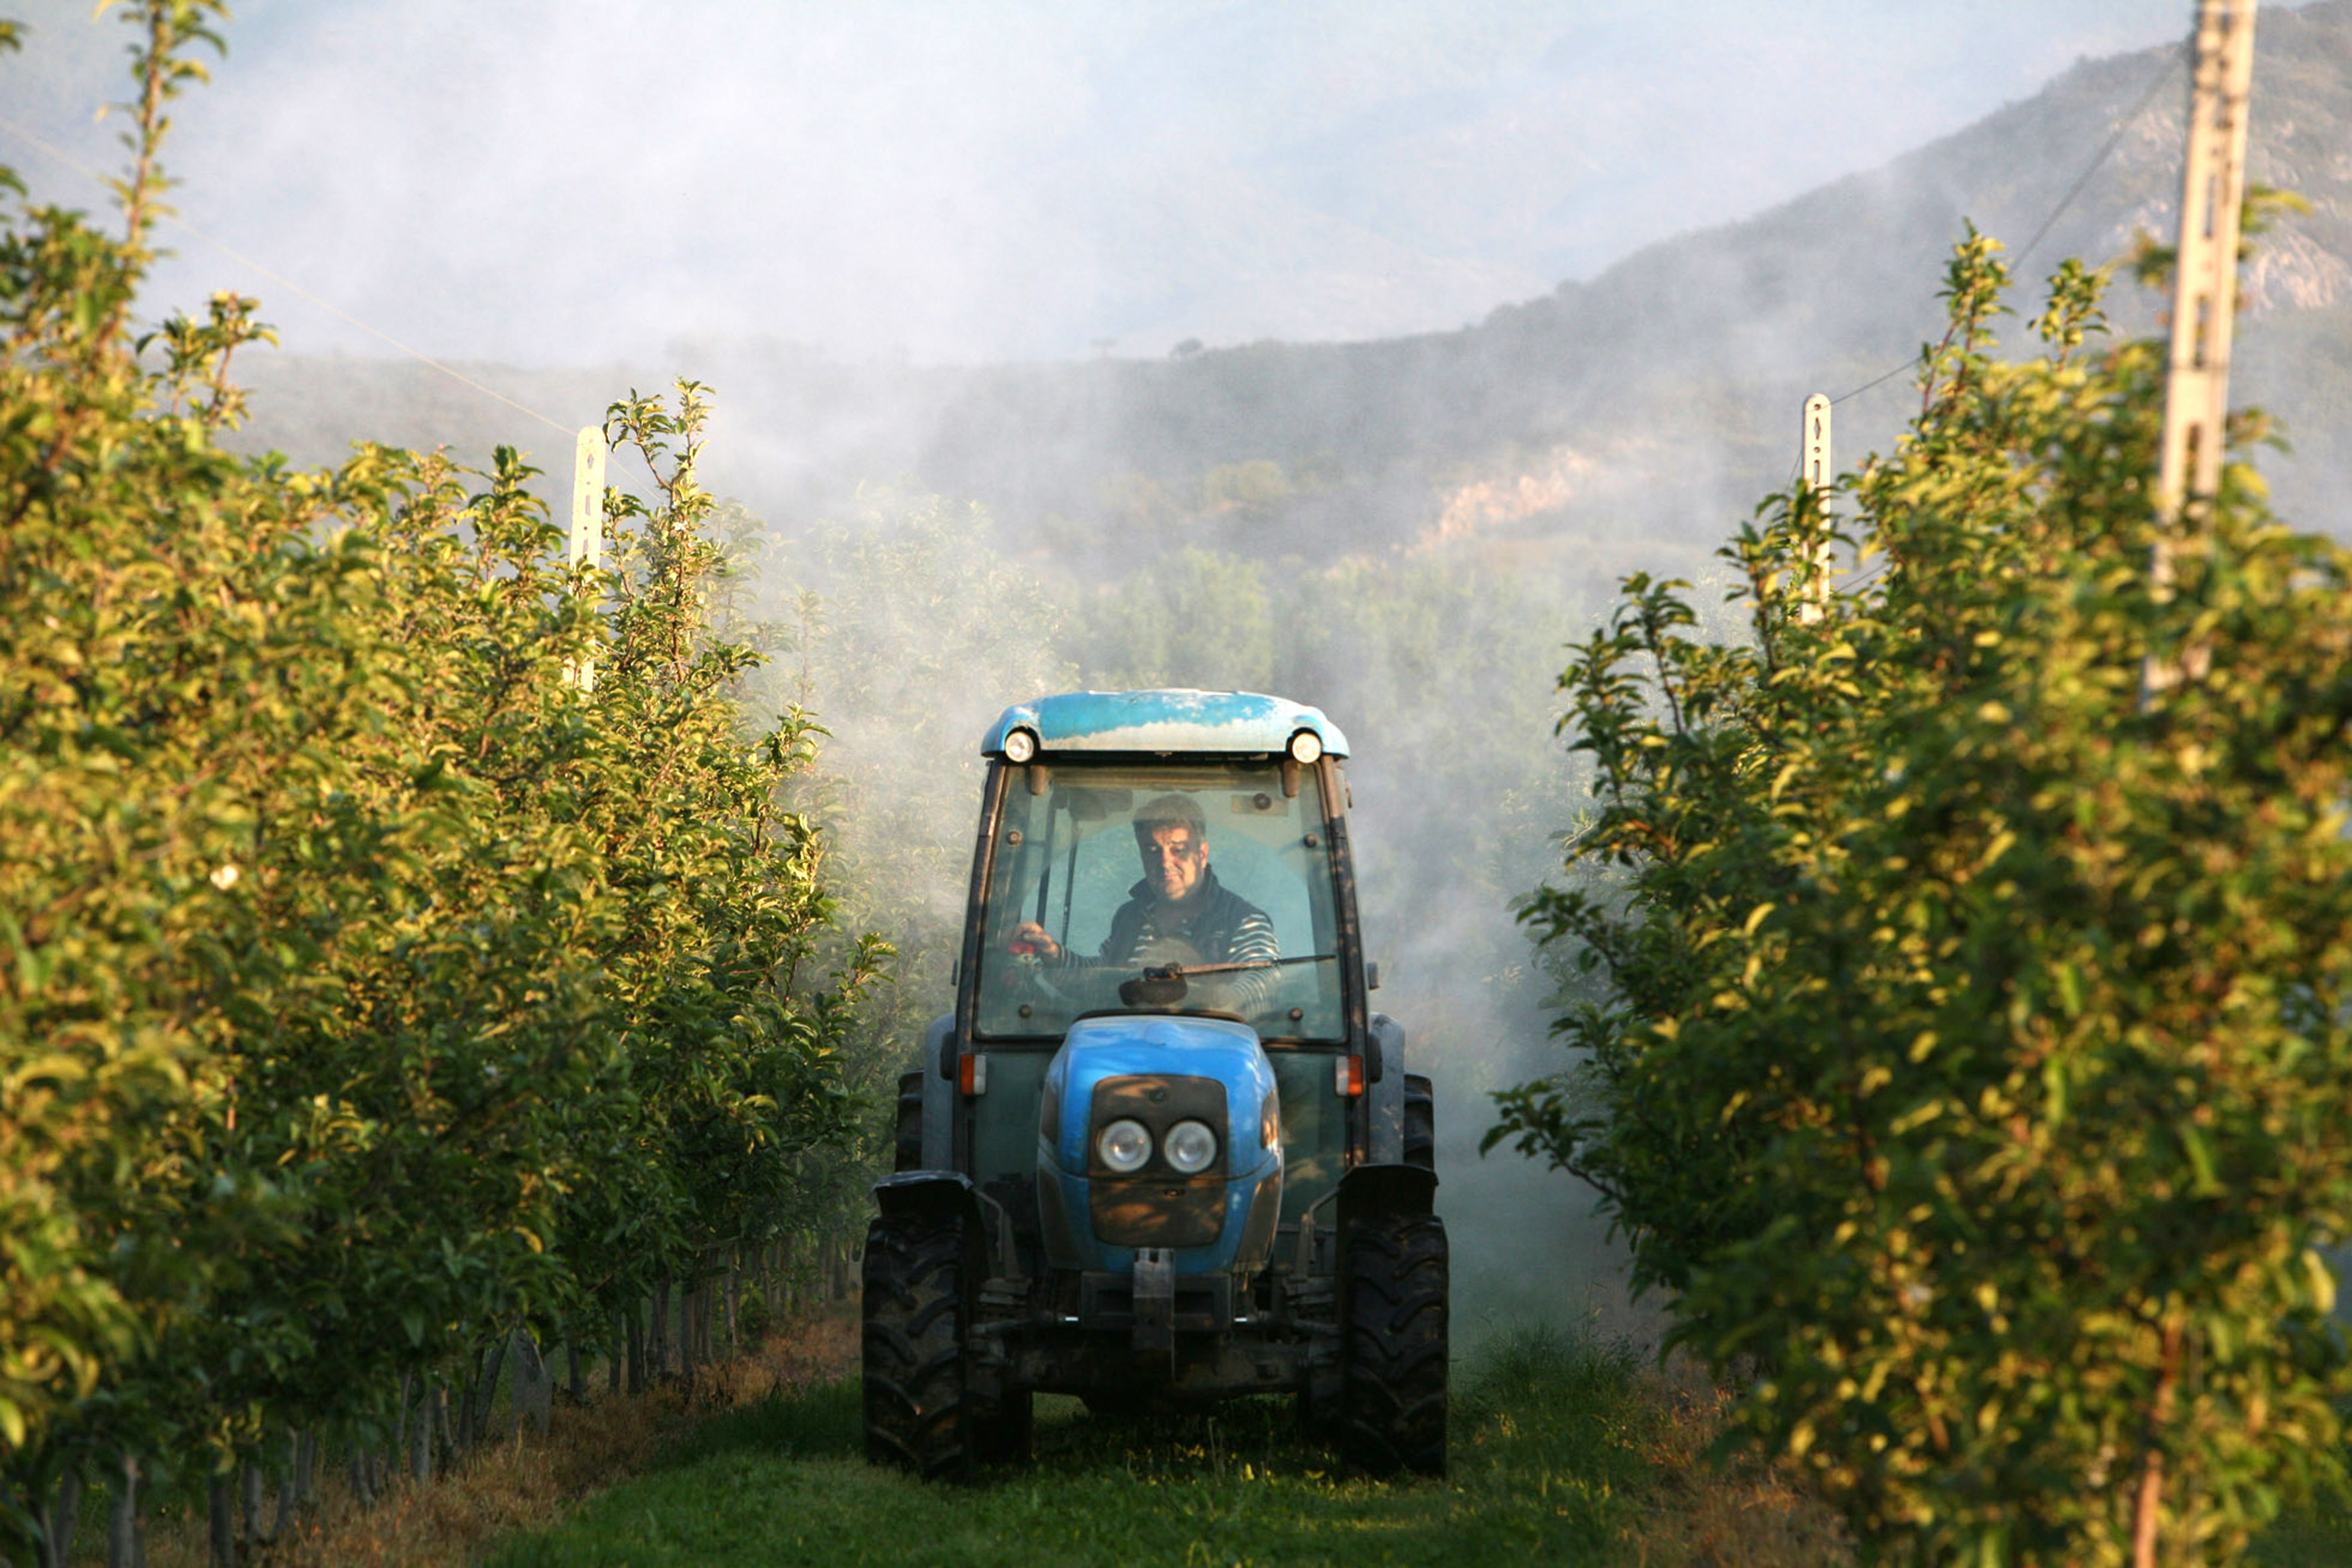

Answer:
[567,424,607,692]
[1797,391,1832,622]
[2146,0,2257,695]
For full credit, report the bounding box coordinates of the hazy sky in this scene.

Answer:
[5,0,2209,365]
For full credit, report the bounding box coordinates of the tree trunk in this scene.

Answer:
[240,1460,262,1549]
[694,1263,710,1365]
[568,1340,586,1404]
[106,1452,141,1568]
[409,1373,434,1484]
[2132,1320,2185,1568]
[40,1466,83,1568]
[268,1431,297,1543]
[454,1356,479,1453]
[649,1279,669,1384]
[726,1249,742,1356]
[297,1429,317,1506]
[626,1307,646,1395]
[391,1370,412,1462]
[705,1250,720,1360]
[476,1336,511,1447]
[205,1471,235,1568]
[507,1328,551,1438]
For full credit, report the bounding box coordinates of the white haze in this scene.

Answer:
[11,0,2320,1344]
[7,0,2197,364]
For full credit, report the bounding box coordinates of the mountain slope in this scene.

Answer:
[231,1,2352,578]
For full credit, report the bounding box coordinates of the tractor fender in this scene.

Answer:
[1366,1015,1409,1165]
[872,1170,987,1231]
[871,1171,1021,1280]
[920,1013,954,1170]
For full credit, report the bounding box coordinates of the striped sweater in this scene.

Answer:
[1087,869,1280,1014]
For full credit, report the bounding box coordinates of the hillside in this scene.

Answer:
[231,1,2352,588]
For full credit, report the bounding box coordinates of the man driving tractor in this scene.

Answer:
[1015,793,1280,1013]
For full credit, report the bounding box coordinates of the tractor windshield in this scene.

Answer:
[975,759,1345,1043]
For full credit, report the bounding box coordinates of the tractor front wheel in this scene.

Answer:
[862,1214,977,1479]
[1338,1208,1448,1476]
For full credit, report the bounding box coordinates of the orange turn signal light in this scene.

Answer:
[1335,1054,1364,1097]
[959,1053,988,1096]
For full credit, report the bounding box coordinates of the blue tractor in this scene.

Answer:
[864,690,1445,1478]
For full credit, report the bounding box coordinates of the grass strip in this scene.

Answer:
[475,1324,2352,1568]
[488,1327,1655,1568]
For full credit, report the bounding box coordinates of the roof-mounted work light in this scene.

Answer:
[1002,727,1039,764]
[1287,729,1323,765]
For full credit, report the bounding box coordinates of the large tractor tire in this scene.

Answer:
[862,1214,977,1479]
[1338,1209,1449,1476]
[1402,1074,1435,1172]
[893,1071,924,1172]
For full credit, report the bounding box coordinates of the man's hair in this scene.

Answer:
[1133,793,1208,844]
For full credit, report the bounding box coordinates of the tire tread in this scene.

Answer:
[862,1215,973,1479]
[1340,1210,1448,1475]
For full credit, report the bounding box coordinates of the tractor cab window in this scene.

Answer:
[976,760,1344,1042]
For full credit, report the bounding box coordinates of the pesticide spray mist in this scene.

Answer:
[753,489,1680,1356]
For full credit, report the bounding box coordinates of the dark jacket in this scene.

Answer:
[1097,867,1278,969]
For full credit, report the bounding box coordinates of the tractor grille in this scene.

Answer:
[1090,1177,1225,1249]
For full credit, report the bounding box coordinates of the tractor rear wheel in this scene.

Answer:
[862,1214,976,1479]
[1338,1209,1448,1475]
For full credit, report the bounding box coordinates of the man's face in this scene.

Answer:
[1139,823,1208,904]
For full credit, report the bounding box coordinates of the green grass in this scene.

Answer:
[485,1328,1652,1568]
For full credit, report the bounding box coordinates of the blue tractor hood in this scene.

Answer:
[1036,1014,1284,1275]
[1039,1015,1279,1178]
[984,690,1349,759]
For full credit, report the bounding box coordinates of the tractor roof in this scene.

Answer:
[981,690,1350,759]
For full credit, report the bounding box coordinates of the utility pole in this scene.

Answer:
[2136,9,2258,1561]
[1797,391,1832,623]
[567,424,607,692]
[2145,0,2257,696]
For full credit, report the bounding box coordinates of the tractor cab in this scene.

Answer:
[865,691,1446,1478]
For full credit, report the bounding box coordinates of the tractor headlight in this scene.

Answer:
[1002,726,1038,763]
[1097,1119,1151,1173]
[1163,1119,1218,1175]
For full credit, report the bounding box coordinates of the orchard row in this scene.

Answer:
[1,6,892,1559]
[1498,234,2352,1565]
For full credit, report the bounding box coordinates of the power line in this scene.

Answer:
[1828,358,1916,407]
[2013,49,2181,269]
[1830,47,2181,407]
[0,110,573,439]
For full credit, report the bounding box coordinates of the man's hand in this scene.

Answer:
[1013,922,1062,961]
